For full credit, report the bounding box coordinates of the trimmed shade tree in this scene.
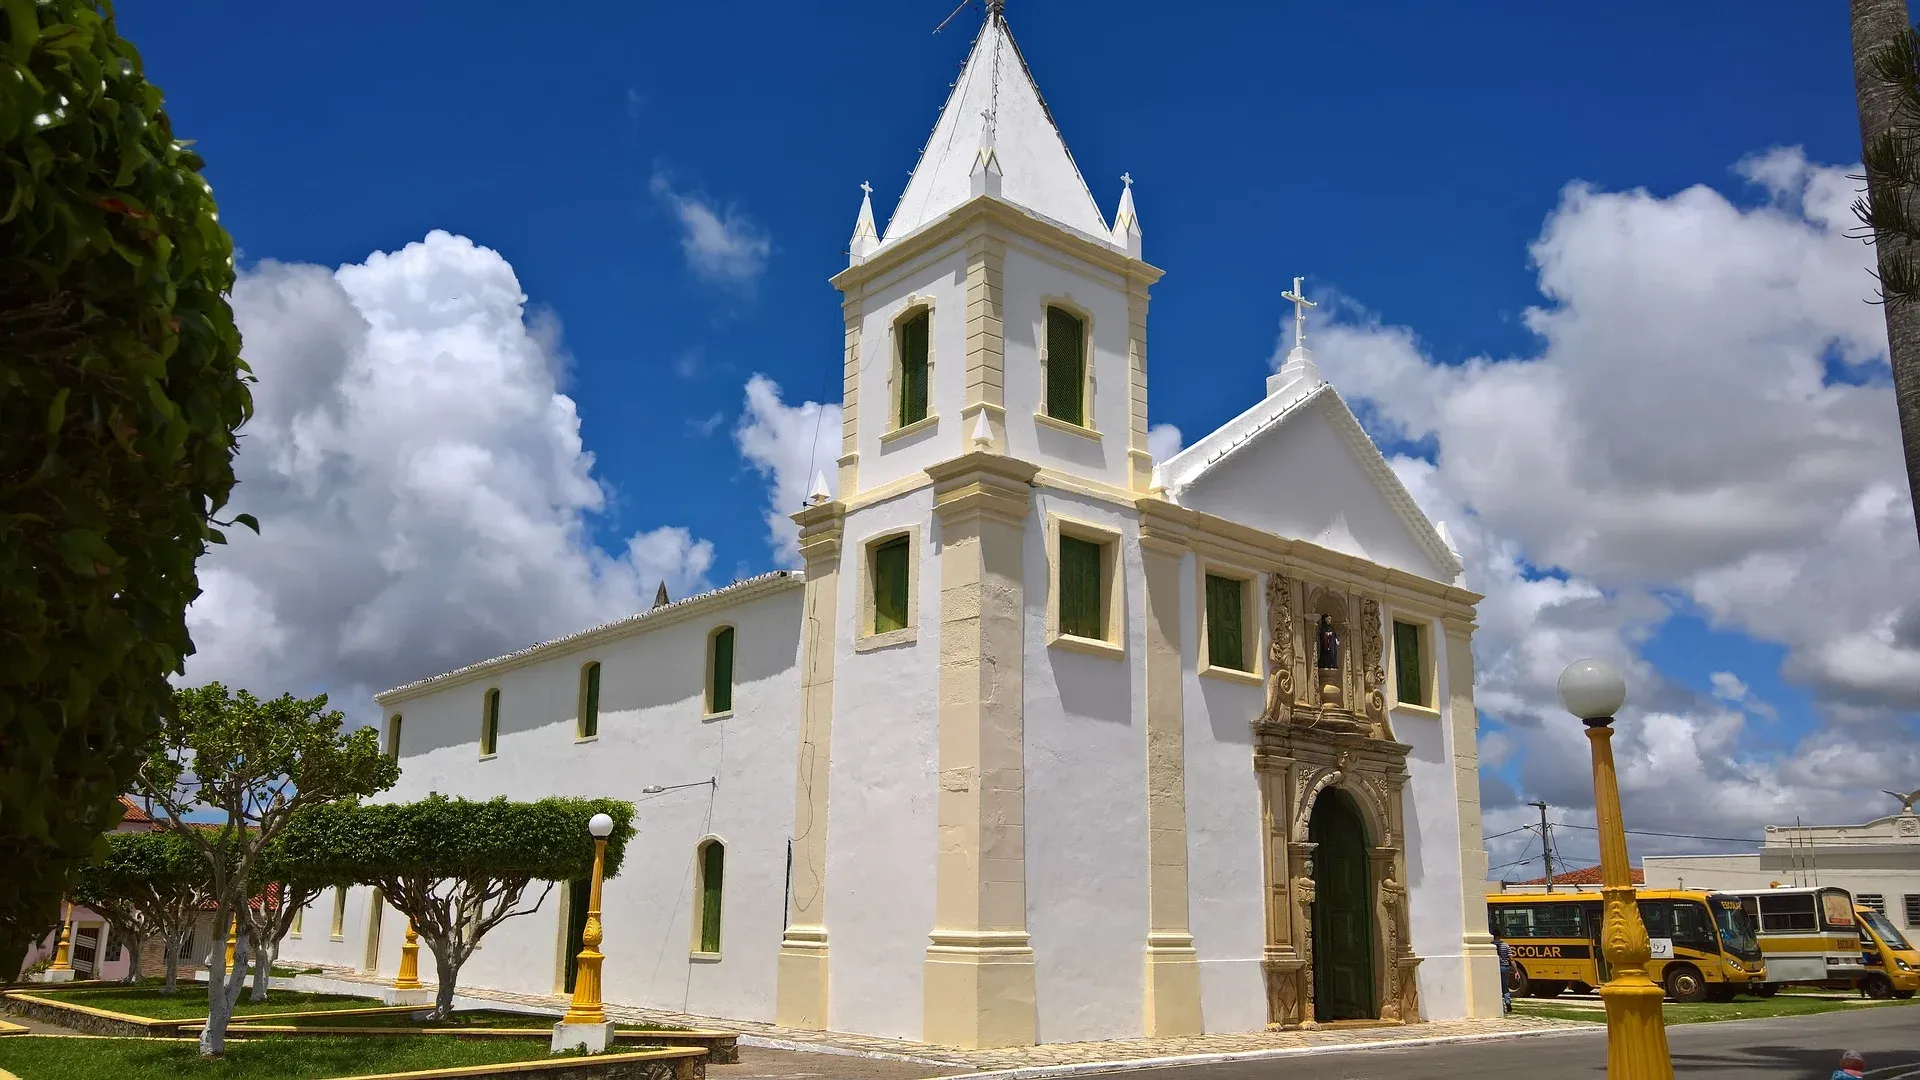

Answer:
[67,829,205,986]
[0,0,254,980]
[281,795,636,1019]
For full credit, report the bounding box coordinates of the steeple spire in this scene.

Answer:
[849,180,879,265]
[1111,172,1141,258]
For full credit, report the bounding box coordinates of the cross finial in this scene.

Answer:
[859,180,872,197]
[1281,276,1316,352]
[986,0,1004,17]
[1121,172,1133,188]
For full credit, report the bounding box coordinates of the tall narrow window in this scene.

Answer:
[897,309,930,427]
[480,689,500,755]
[1058,535,1104,640]
[1045,306,1086,426]
[872,536,910,633]
[291,904,304,937]
[1393,621,1428,707]
[578,662,601,739]
[1205,574,1246,671]
[330,886,347,939]
[696,840,725,955]
[385,714,402,759]
[708,627,735,715]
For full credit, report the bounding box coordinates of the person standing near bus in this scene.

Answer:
[1494,935,1515,1013]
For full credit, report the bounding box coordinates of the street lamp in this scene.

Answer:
[553,811,616,1054]
[1558,659,1672,1080]
[42,901,75,982]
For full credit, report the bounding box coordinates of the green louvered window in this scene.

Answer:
[698,841,725,954]
[1045,306,1085,426]
[1205,574,1247,671]
[579,662,601,739]
[873,536,910,634]
[1058,535,1105,640]
[708,627,734,715]
[480,689,500,756]
[898,310,930,427]
[1393,620,1427,707]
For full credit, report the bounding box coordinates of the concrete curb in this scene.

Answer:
[736,1034,972,1067]
[946,1024,1598,1079]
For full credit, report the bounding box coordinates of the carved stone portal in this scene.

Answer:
[1256,574,1420,1029]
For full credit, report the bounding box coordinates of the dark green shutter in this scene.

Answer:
[1206,574,1245,671]
[563,878,590,991]
[581,663,600,738]
[1045,307,1085,426]
[899,311,930,426]
[873,537,910,633]
[1394,621,1424,706]
[710,627,734,714]
[482,690,499,755]
[1059,535,1103,639]
[699,842,725,953]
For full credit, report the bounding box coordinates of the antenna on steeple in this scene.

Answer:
[932,0,976,34]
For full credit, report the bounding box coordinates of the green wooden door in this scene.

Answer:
[562,877,590,993]
[1311,789,1377,1020]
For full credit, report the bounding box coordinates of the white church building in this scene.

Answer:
[281,4,1503,1047]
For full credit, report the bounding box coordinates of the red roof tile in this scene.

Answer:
[116,796,153,825]
[1512,865,1645,886]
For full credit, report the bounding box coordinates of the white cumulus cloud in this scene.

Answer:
[650,171,771,287]
[185,231,715,721]
[734,375,841,567]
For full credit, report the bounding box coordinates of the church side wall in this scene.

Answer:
[998,244,1133,492]
[824,490,943,1041]
[1395,625,1471,1020]
[1022,491,1149,1042]
[277,586,805,1024]
[1181,559,1271,1034]
[853,243,970,495]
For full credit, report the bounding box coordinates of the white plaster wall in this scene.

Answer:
[1178,398,1443,581]
[1022,490,1148,1041]
[826,490,943,1040]
[1000,243,1133,492]
[278,584,805,1022]
[1394,623,1470,1019]
[1643,854,1920,917]
[1181,559,1272,1034]
[855,242,970,494]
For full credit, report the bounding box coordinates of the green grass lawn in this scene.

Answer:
[244,1008,680,1032]
[0,1035,604,1079]
[27,985,382,1021]
[1513,994,1919,1025]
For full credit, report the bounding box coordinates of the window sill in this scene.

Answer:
[880,413,940,445]
[330,935,345,943]
[1199,664,1264,687]
[1050,632,1124,660]
[855,626,918,652]
[1391,701,1442,720]
[478,752,498,761]
[689,951,722,963]
[702,710,733,723]
[1034,412,1102,442]
[575,734,600,744]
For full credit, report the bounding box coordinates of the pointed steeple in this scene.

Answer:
[849,181,879,266]
[884,7,1108,244]
[1111,173,1142,259]
[652,582,671,609]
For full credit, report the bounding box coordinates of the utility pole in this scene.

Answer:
[1531,801,1554,891]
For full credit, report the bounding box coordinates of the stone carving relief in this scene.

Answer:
[1264,574,1294,725]
[1361,598,1389,737]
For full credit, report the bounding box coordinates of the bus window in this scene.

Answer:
[1759,893,1818,933]
[1490,905,1534,939]
[1639,901,1673,940]
[1714,901,1760,957]
[1534,902,1585,938]
[1821,890,1855,928]
[1673,901,1717,952]
[1861,908,1912,952]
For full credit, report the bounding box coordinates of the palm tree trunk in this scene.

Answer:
[1854,0,1920,546]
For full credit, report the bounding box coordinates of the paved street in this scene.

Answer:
[1090,1008,1920,1078]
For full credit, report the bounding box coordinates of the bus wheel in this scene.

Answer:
[1664,965,1708,1004]
[1570,982,1593,995]
[1753,983,1779,998]
[1861,974,1894,1000]
[1531,980,1567,998]
[1509,965,1530,997]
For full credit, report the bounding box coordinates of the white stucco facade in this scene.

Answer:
[283,7,1502,1047]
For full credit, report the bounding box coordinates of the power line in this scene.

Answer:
[1552,822,1762,845]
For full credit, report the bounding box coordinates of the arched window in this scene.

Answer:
[895,306,930,428]
[385,714,402,759]
[481,688,501,756]
[578,662,602,739]
[1044,305,1087,427]
[706,626,735,716]
[694,839,725,955]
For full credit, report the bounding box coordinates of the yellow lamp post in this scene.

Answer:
[553,812,617,1053]
[392,923,424,991]
[225,915,238,971]
[48,902,74,972]
[1558,659,1673,1080]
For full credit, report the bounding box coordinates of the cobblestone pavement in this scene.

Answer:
[299,967,1588,1073]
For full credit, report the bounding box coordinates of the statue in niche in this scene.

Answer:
[1316,614,1343,706]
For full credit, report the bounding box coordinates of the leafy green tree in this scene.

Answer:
[0,0,254,979]
[282,795,635,1019]
[134,684,396,1055]
[1851,0,1920,547]
[67,829,204,986]
[238,834,326,1002]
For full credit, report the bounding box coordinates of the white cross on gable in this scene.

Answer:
[860,180,873,196]
[1280,276,1316,352]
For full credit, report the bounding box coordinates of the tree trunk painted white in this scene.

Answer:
[249,939,270,1001]
[124,938,142,984]
[162,929,180,993]
[198,918,250,1057]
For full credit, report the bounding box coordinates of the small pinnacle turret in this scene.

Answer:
[1111,173,1142,259]
[849,181,879,266]
[652,582,671,609]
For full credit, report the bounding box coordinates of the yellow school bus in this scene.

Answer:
[1487,889,1766,1002]
[1721,887,1866,993]
[1857,904,1919,1000]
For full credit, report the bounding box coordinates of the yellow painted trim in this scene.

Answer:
[856,525,923,647]
[1036,297,1099,433]
[963,234,1007,452]
[1052,634,1124,661]
[1385,611,1439,713]
[331,885,348,940]
[1033,411,1102,441]
[1125,280,1152,492]
[1139,539,1202,1036]
[311,1047,705,1080]
[880,412,941,446]
[690,834,726,958]
[887,297,939,434]
[831,194,1164,293]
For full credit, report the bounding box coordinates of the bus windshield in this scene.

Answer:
[1862,909,1913,951]
[1714,901,1760,958]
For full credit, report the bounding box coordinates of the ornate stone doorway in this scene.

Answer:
[1309,789,1376,1021]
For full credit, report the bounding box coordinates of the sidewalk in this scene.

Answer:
[294,966,1589,1076]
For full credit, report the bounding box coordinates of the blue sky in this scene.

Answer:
[135,1,1920,863]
